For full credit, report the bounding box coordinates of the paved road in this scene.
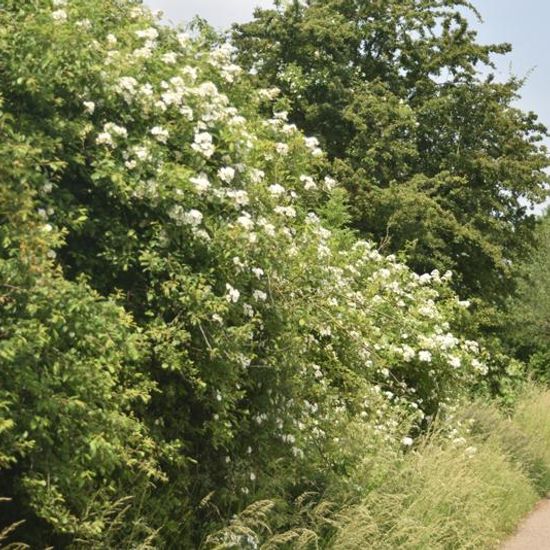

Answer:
[502,498,550,549]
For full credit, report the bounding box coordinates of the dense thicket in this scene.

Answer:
[233,0,549,306]
[0,1,545,548]
[0,1,500,546]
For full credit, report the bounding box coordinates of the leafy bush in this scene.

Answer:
[0,91,160,546]
[0,0,525,546]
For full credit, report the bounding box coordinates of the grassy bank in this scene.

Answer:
[330,387,550,549]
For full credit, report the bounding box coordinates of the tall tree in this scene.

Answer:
[233,0,549,304]
[506,211,550,376]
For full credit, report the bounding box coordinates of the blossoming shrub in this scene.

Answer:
[0,0,493,545]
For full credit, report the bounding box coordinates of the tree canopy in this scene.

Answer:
[233,0,550,305]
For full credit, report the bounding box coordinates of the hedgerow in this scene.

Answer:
[0,1,511,546]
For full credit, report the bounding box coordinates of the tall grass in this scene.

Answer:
[331,386,550,549]
[204,387,550,549]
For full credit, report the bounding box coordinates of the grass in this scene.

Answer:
[203,386,550,549]
[330,386,550,549]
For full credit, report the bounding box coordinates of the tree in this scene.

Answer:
[233,0,549,305]
[506,212,550,377]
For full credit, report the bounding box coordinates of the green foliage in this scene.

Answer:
[0,0,538,547]
[0,104,161,546]
[233,0,549,305]
[505,212,550,378]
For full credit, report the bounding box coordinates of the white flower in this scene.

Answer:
[274,206,296,218]
[268,184,285,196]
[135,27,159,41]
[83,101,95,114]
[253,290,267,302]
[218,166,236,183]
[183,209,203,226]
[196,81,218,97]
[227,189,249,207]
[418,350,432,363]
[304,136,322,156]
[192,132,215,158]
[130,6,146,19]
[304,136,319,148]
[96,123,126,148]
[402,436,414,447]
[132,45,154,60]
[132,146,150,162]
[96,132,114,147]
[258,87,280,101]
[52,9,67,22]
[177,32,191,48]
[116,76,139,102]
[225,283,240,303]
[323,176,337,191]
[249,472,256,481]
[249,169,265,183]
[221,64,242,83]
[182,66,198,82]
[275,143,289,155]
[243,304,254,317]
[237,214,254,231]
[252,268,264,279]
[104,123,127,138]
[449,356,461,369]
[180,105,194,121]
[419,304,436,318]
[106,34,118,46]
[162,52,178,64]
[140,83,154,98]
[472,359,488,375]
[52,0,66,6]
[150,126,169,143]
[190,174,210,194]
[76,19,92,30]
[169,205,203,227]
[300,175,317,190]
[258,218,276,236]
[418,273,432,285]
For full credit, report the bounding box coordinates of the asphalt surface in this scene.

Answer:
[502,498,550,549]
